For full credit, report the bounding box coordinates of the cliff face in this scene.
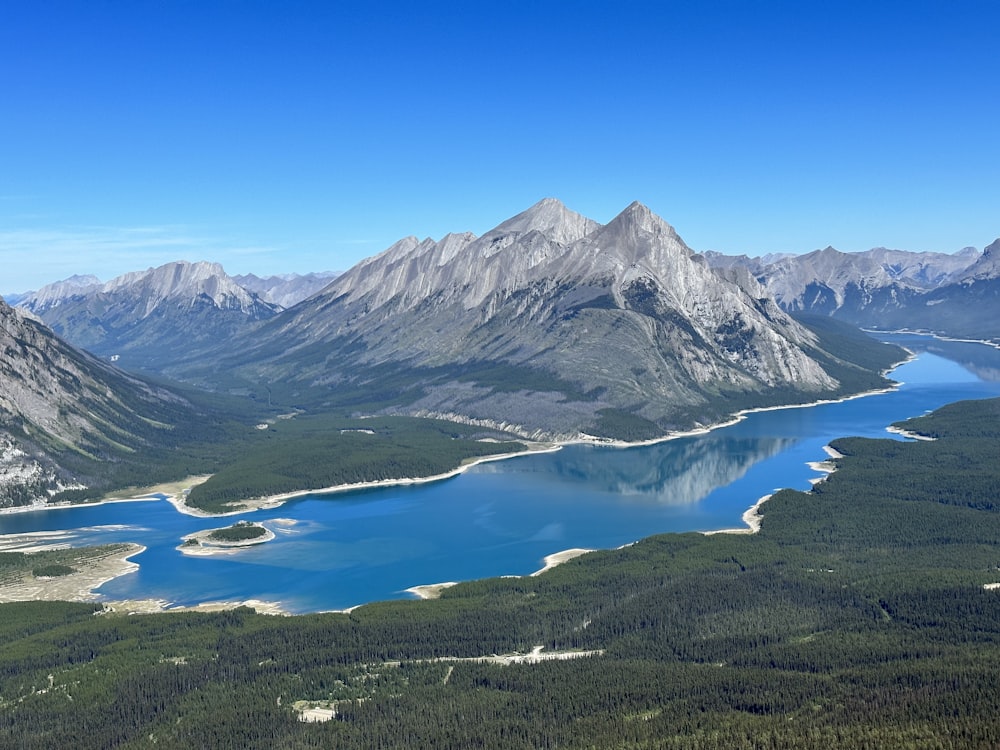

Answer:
[0,299,191,508]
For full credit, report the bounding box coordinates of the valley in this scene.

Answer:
[6,0,998,744]
[2,201,999,748]
[3,199,930,516]
[1,334,994,615]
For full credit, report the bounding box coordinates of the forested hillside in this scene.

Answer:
[184,415,525,513]
[3,397,1000,747]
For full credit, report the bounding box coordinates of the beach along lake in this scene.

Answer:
[3,333,1000,613]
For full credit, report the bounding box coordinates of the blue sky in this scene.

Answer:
[2,0,999,293]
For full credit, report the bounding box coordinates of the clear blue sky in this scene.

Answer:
[2,0,998,293]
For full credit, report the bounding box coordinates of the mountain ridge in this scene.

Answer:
[707,240,1000,341]
[17,260,283,370]
[166,200,896,440]
[9,200,911,443]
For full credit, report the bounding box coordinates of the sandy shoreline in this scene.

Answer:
[530,548,593,576]
[405,548,597,601]
[0,538,289,614]
[190,444,565,517]
[702,494,772,536]
[100,598,288,616]
[0,543,145,605]
[806,444,845,484]
[0,475,214,518]
[403,547,594,599]
[0,493,163,517]
[886,425,937,441]
[404,581,459,600]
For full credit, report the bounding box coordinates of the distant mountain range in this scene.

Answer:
[13,263,341,371]
[233,271,340,308]
[703,240,1000,340]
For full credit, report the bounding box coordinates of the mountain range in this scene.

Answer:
[704,241,1000,340]
[15,200,913,441]
[16,261,283,371]
[232,271,340,308]
[13,266,340,371]
[0,198,928,506]
[165,199,900,439]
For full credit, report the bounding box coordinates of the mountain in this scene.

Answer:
[3,274,102,307]
[745,246,979,313]
[0,298,196,509]
[956,238,1000,282]
[709,242,998,341]
[880,238,1000,340]
[175,199,901,440]
[233,271,340,308]
[18,261,282,371]
[700,250,794,276]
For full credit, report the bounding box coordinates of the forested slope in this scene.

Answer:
[3,397,1000,747]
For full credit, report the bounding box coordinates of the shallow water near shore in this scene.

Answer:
[3,333,1000,613]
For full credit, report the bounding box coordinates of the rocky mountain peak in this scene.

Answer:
[600,201,685,247]
[576,201,692,281]
[62,274,102,287]
[106,259,222,293]
[487,197,601,245]
[195,198,856,439]
[959,238,1000,282]
[18,274,102,312]
[93,260,277,318]
[357,236,423,269]
[434,232,479,266]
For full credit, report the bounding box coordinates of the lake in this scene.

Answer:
[3,333,1000,613]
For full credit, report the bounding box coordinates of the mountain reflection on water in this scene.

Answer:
[920,340,1000,383]
[474,435,797,504]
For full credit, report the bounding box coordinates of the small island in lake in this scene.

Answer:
[178,521,275,557]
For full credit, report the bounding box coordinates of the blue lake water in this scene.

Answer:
[3,333,1000,613]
